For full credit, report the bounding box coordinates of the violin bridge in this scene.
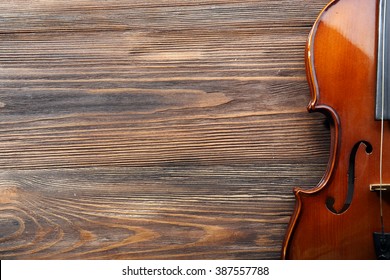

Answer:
[370,184,390,192]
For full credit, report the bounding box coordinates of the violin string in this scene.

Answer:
[380,0,387,234]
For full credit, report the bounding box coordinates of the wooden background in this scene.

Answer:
[0,0,331,259]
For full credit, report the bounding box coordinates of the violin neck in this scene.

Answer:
[376,0,390,120]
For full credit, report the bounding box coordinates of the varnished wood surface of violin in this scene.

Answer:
[282,0,390,259]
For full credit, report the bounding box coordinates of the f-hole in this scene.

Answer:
[326,141,373,214]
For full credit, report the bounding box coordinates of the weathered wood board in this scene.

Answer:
[0,0,330,259]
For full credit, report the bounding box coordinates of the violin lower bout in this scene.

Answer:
[283,179,390,259]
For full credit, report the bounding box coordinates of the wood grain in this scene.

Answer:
[0,0,330,259]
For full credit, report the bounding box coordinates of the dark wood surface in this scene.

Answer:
[0,0,330,259]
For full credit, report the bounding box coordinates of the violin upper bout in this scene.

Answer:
[304,1,334,113]
[305,0,377,113]
[305,21,318,113]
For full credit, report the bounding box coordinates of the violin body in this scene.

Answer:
[282,0,390,259]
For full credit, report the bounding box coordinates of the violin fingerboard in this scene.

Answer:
[376,0,390,120]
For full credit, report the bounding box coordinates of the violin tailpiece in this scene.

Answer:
[373,232,390,260]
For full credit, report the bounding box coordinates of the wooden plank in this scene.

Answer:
[0,0,330,259]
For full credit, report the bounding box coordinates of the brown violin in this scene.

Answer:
[282,0,390,259]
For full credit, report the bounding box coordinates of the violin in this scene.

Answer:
[282,0,390,259]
